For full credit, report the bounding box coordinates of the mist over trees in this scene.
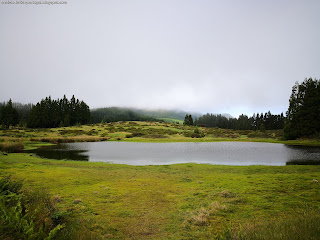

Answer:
[13,103,33,124]
[132,109,202,121]
[0,101,33,127]
[91,107,156,123]
[27,95,90,128]
[284,78,320,139]
[194,112,285,130]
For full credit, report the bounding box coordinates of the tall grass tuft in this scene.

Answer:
[0,142,24,153]
[233,209,320,240]
[188,202,230,226]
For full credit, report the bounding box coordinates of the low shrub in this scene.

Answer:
[41,138,52,143]
[247,131,270,138]
[100,133,108,137]
[56,138,76,144]
[183,131,194,138]
[58,130,84,136]
[191,127,205,138]
[183,128,205,138]
[132,132,144,137]
[143,134,168,139]
[125,132,144,138]
[126,134,133,138]
[86,130,98,136]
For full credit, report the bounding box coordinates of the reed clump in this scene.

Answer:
[234,209,320,240]
[0,142,24,153]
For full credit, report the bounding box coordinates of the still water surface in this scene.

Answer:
[28,142,320,166]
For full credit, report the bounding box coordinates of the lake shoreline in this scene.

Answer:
[26,141,320,166]
[1,121,319,152]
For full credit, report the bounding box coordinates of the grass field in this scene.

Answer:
[0,154,319,239]
[0,121,320,239]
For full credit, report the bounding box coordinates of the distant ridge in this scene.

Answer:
[90,107,155,123]
[132,108,202,121]
[90,107,201,123]
[90,106,233,124]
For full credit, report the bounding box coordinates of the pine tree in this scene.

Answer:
[27,95,90,128]
[188,115,194,126]
[0,99,19,128]
[284,78,320,139]
[183,114,194,126]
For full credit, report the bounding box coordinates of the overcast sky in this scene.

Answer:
[1,0,319,117]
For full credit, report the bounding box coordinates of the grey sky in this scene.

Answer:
[1,0,319,117]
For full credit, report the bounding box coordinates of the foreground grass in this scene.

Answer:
[0,177,65,240]
[0,153,319,239]
[0,121,319,149]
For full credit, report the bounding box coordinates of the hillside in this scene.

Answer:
[132,108,202,121]
[90,107,203,124]
[90,107,156,123]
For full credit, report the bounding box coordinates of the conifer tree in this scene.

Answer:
[27,95,90,128]
[183,114,194,126]
[0,99,19,128]
[284,78,320,139]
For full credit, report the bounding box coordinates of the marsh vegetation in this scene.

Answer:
[0,121,318,153]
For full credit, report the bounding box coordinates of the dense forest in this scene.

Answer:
[12,102,33,125]
[193,111,285,130]
[284,78,320,139]
[27,95,90,128]
[0,99,20,128]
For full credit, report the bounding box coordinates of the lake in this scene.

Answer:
[27,141,320,166]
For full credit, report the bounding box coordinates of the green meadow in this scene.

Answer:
[1,121,320,239]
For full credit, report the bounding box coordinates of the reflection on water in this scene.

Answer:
[27,142,320,166]
[28,144,89,161]
[284,145,320,165]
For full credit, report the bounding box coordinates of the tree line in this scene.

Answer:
[27,95,90,128]
[183,77,319,139]
[1,78,319,140]
[0,95,90,128]
[0,99,20,128]
[284,78,320,139]
[188,111,285,130]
